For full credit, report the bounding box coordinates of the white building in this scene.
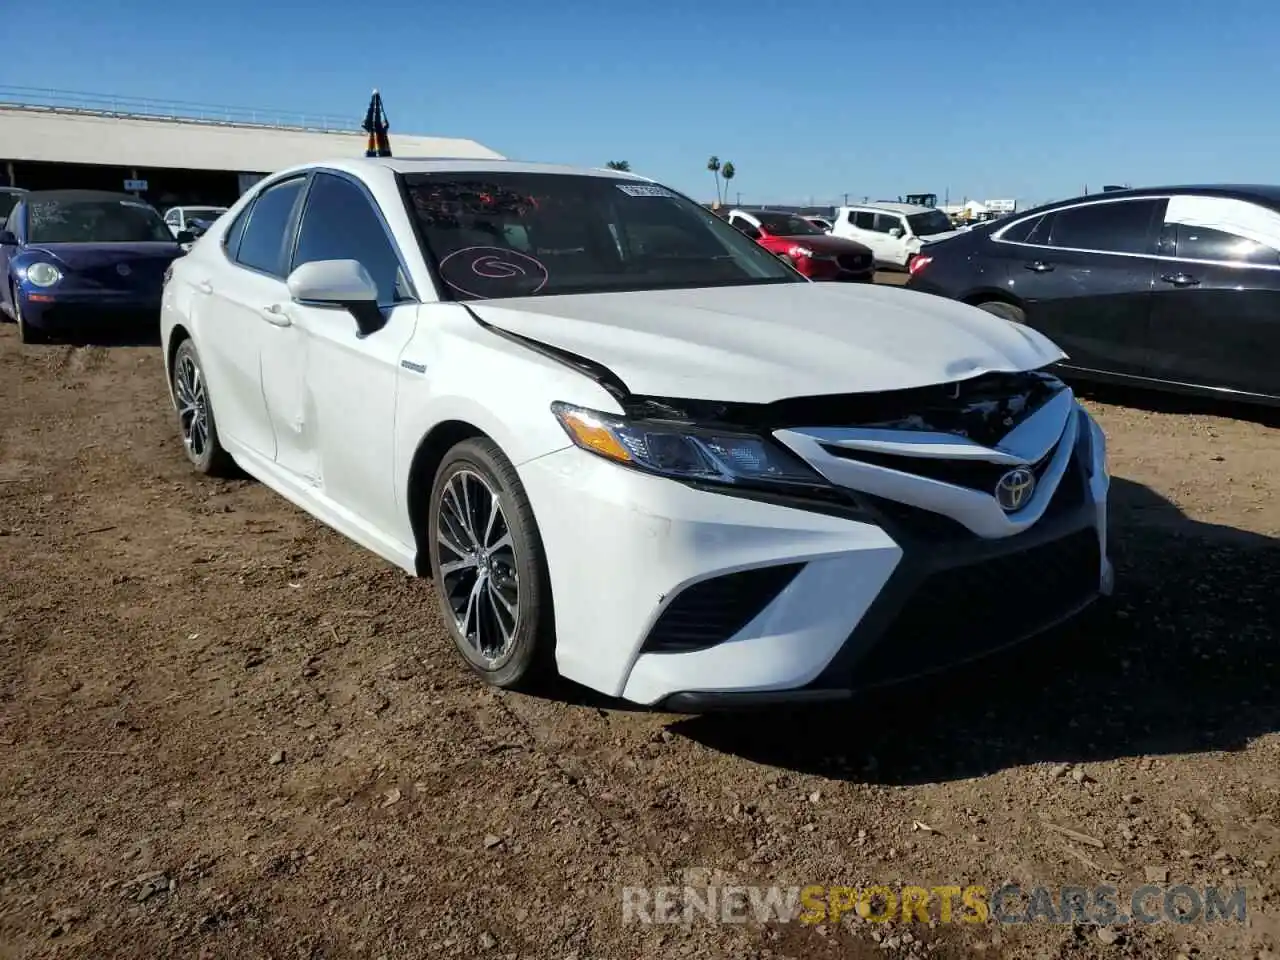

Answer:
[0,93,503,207]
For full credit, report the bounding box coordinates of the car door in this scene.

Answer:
[875,212,909,266]
[200,174,309,464]
[845,211,883,260]
[1145,194,1280,397]
[281,170,420,535]
[998,197,1164,378]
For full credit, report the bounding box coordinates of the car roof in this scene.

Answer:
[274,156,655,183]
[1014,184,1280,217]
[841,202,933,215]
[19,189,152,204]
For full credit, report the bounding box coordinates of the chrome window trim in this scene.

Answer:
[991,193,1280,272]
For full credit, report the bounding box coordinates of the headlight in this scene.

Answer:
[789,245,815,259]
[551,402,827,488]
[25,262,61,287]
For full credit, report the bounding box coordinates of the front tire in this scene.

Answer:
[172,339,235,475]
[427,438,554,690]
[13,289,48,344]
[976,300,1026,325]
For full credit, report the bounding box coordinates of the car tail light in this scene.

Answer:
[908,254,933,277]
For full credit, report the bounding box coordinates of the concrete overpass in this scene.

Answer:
[0,87,504,208]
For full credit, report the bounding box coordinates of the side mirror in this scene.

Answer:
[176,230,195,245]
[888,227,904,238]
[0,230,17,246]
[286,259,384,337]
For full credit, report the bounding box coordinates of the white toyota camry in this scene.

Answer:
[160,157,1112,710]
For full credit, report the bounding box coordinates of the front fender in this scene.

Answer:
[391,305,627,540]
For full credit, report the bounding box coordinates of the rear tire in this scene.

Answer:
[427,438,555,691]
[172,339,235,476]
[975,300,1026,325]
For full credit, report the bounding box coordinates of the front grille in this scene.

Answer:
[81,259,170,291]
[853,451,1086,543]
[642,563,804,654]
[837,254,870,271]
[859,493,974,542]
[821,443,1055,493]
[847,527,1100,689]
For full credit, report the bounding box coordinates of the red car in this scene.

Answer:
[725,208,875,282]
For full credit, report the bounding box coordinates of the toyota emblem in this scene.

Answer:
[116,263,132,277]
[995,466,1036,513]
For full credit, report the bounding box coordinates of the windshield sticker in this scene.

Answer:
[437,246,548,299]
[615,184,676,199]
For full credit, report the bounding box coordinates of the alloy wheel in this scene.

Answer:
[175,353,209,460]
[435,469,520,663]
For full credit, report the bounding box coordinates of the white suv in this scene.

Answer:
[159,157,1111,709]
[831,202,960,268]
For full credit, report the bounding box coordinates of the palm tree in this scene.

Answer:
[605,160,631,172]
[721,162,736,205]
[707,156,722,205]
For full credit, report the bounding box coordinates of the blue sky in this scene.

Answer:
[9,0,1276,206]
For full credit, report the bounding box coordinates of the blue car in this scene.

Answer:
[0,189,192,343]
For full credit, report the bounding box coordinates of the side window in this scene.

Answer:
[236,177,306,275]
[164,210,180,226]
[1175,224,1280,265]
[731,218,761,240]
[997,214,1043,244]
[1045,199,1161,255]
[875,214,904,234]
[291,172,409,305]
[223,205,250,258]
[853,211,876,230]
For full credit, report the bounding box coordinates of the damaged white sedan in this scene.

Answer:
[159,157,1112,710]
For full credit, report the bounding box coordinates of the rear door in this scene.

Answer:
[850,211,887,261]
[1146,194,1280,397]
[998,197,1164,377]
[200,174,309,463]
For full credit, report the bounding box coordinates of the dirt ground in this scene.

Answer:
[1,304,1278,960]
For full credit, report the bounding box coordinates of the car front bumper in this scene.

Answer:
[17,289,162,330]
[518,401,1111,709]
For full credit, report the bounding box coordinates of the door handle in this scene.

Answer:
[1024,261,1054,273]
[1159,272,1200,287]
[260,303,293,327]
[196,280,213,294]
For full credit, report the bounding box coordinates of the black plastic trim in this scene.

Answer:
[642,563,804,654]
[656,453,1102,713]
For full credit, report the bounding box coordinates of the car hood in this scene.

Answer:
[26,242,184,269]
[775,234,872,255]
[467,282,1066,403]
